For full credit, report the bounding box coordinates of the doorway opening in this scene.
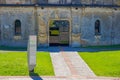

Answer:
[49,20,69,46]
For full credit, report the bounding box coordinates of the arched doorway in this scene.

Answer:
[49,20,69,46]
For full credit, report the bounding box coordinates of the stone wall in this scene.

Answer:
[37,7,71,47]
[0,0,6,4]
[74,7,120,46]
[1,0,119,5]
[113,9,120,45]
[0,6,120,47]
[0,0,35,4]
[0,7,35,47]
[36,7,120,47]
[80,8,112,46]
[114,0,120,6]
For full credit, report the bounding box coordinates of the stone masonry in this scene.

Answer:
[0,0,120,47]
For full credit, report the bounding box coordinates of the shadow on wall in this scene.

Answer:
[29,72,43,80]
[37,46,120,52]
[0,46,27,51]
[0,45,120,52]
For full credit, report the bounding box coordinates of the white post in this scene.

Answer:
[28,35,37,72]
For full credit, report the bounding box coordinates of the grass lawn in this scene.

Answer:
[0,51,54,76]
[51,30,60,35]
[79,50,120,77]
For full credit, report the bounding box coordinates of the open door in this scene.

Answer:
[49,20,69,46]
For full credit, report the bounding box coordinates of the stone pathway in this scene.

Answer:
[61,51,96,77]
[50,51,96,77]
[50,52,71,76]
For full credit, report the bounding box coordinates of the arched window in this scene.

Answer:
[15,20,21,35]
[95,20,101,35]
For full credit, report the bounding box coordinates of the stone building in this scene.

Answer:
[0,0,120,47]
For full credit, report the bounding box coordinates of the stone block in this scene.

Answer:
[27,35,37,72]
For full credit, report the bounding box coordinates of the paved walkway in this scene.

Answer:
[50,51,96,77]
[61,52,96,77]
[50,52,71,76]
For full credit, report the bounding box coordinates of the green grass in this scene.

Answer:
[0,51,54,76]
[35,52,54,76]
[51,30,60,35]
[79,50,120,77]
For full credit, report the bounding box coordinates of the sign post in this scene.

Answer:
[27,35,37,73]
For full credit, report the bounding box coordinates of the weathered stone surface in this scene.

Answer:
[48,0,71,4]
[37,7,71,47]
[0,0,120,5]
[0,7,120,47]
[114,0,120,6]
[81,0,92,4]
[0,7,35,47]
[27,35,36,72]
[0,0,35,4]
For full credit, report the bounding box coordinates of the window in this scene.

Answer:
[15,20,21,36]
[95,20,101,35]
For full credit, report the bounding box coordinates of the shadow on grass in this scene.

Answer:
[29,72,43,80]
